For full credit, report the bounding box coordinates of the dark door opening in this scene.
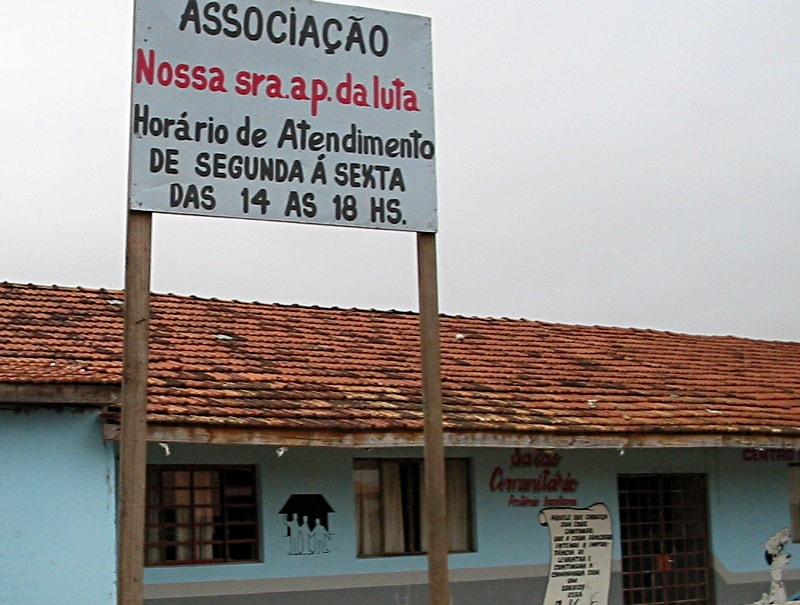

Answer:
[617,474,714,605]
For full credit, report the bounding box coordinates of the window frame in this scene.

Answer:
[145,464,261,567]
[354,457,474,558]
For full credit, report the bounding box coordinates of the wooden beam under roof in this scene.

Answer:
[0,383,118,406]
[103,422,800,450]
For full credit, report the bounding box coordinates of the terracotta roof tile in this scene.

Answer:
[2,282,800,441]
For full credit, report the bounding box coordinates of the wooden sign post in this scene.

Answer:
[118,209,152,605]
[417,232,450,605]
[117,228,449,605]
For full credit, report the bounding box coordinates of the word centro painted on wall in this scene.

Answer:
[742,448,800,462]
[489,449,579,509]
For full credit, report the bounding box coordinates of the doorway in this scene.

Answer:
[617,474,714,605]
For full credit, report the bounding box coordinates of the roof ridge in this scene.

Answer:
[0,281,794,344]
[0,281,420,319]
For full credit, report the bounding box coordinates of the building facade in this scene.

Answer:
[138,441,800,605]
[3,282,800,605]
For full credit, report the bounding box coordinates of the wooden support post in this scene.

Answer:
[416,232,450,605]
[118,210,153,605]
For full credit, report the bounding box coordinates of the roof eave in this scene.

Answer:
[102,422,800,450]
[0,382,119,408]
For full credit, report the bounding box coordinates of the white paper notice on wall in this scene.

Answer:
[539,502,613,605]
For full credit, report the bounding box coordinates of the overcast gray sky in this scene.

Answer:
[2,1,799,341]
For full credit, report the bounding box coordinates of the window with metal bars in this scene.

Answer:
[145,465,259,566]
[617,474,714,605]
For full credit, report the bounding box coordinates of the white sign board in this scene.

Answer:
[539,503,613,605]
[129,0,436,232]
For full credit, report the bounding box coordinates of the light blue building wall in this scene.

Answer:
[0,408,117,605]
[143,442,800,605]
[0,410,792,605]
[708,448,796,576]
